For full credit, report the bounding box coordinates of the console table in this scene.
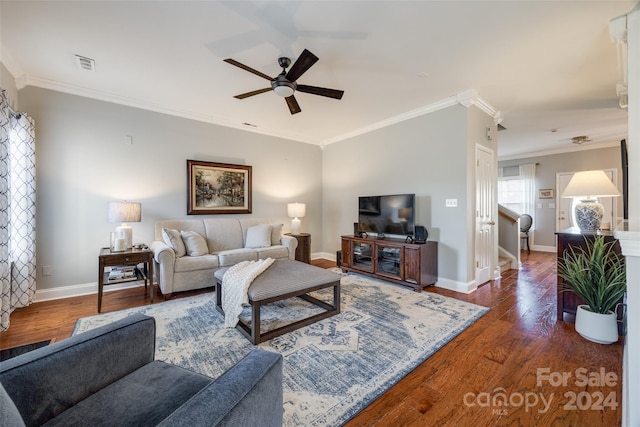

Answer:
[556,227,622,322]
[340,235,437,291]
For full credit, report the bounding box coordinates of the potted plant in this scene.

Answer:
[557,235,626,344]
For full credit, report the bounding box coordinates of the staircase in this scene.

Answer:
[498,256,511,273]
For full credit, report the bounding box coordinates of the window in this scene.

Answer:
[498,177,524,214]
[498,163,536,224]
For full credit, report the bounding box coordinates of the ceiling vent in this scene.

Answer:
[75,55,96,72]
[571,135,591,145]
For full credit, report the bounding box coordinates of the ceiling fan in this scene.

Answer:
[224,49,344,115]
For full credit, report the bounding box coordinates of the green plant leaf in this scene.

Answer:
[557,235,626,314]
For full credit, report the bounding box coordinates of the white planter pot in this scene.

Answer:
[574,305,619,344]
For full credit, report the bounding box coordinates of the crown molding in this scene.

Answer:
[609,13,627,42]
[456,89,503,124]
[0,44,24,81]
[321,90,503,147]
[497,139,621,162]
[321,95,460,147]
[17,74,318,145]
[18,72,504,150]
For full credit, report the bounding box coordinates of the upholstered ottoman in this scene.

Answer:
[215,260,341,344]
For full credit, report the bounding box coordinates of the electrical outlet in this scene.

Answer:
[42,265,52,276]
[445,199,458,208]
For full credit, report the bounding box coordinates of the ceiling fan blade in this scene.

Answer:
[234,88,272,99]
[224,58,273,81]
[285,95,301,115]
[296,84,344,100]
[285,49,318,82]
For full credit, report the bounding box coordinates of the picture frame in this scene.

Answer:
[187,160,252,215]
[539,189,554,199]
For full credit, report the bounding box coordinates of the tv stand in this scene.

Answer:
[340,235,438,291]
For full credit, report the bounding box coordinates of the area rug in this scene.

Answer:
[74,271,488,426]
[0,339,51,361]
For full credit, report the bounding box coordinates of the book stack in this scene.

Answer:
[108,266,137,282]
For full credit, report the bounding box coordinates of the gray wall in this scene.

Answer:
[1,62,18,109]
[19,87,324,291]
[498,145,623,248]
[322,104,497,286]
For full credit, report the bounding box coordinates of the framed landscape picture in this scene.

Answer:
[187,160,252,214]
[538,189,554,199]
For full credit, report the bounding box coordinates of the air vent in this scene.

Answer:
[75,55,96,72]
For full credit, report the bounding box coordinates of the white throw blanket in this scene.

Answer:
[222,258,275,328]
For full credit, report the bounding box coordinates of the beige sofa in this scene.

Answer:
[150,218,297,297]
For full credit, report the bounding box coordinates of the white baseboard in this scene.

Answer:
[435,278,477,294]
[314,251,336,261]
[35,281,146,303]
[531,244,556,253]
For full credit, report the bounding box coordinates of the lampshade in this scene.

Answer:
[287,203,306,219]
[287,203,306,235]
[561,171,620,231]
[107,201,142,223]
[561,170,621,199]
[107,201,142,250]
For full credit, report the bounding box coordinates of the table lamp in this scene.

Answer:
[108,201,142,249]
[561,170,620,231]
[287,202,306,235]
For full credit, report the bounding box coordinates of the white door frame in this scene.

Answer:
[556,169,618,232]
[475,144,497,286]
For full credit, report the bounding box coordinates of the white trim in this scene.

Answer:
[14,71,506,154]
[456,90,504,124]
[0,45,24,80]
[498,140,621,162]
[435,278,477,294]
[34,281,146,303]
[17,75,318,146]
[498,246,518,270]
[314,251,336,261]
[530,244,556,253]
[322,95,459,146]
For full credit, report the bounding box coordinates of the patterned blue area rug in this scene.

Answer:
[74,271,488,426]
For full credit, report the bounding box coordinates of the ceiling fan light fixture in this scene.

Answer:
[571,135,591,145]
[272,80,295,97]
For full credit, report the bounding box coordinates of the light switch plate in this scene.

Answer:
[445,199,458,208]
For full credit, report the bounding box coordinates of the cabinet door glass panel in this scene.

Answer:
[377,246,401,278]
[352,242,374,271]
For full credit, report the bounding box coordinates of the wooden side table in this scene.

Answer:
[286,233,311,264]
[98,247,154,312]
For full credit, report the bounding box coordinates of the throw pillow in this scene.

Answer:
[270,223,284,245]
[162,228,186,258]
[180,230,209,256]
[245,224,272,248]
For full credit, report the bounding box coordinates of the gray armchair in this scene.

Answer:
[0,314,283,427]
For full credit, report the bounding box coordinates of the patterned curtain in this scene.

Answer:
[1,89,36,331]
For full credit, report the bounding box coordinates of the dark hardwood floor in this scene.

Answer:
[0,252,623,426]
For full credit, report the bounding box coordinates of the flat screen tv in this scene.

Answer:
[358,194,415,237]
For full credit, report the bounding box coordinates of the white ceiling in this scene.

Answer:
[1,1,635,158]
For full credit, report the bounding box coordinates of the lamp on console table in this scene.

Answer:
[108,201,142,249]
[287,202,306,235]
[561,170,620,232]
